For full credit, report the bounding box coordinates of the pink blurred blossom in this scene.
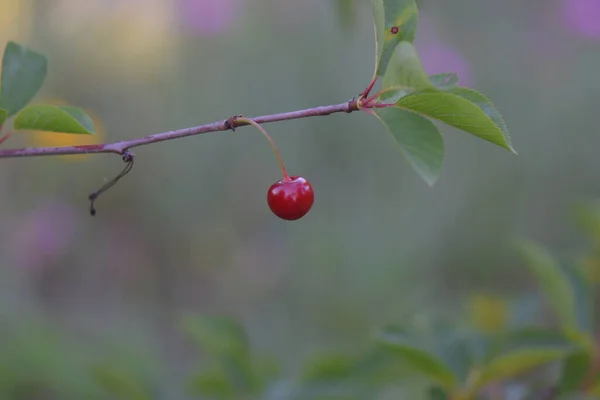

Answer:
[8,201,79,271]
[415,16,473,86]
[562,0,600,39]
[176,0,240,36]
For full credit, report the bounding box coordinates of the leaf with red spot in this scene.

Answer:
[371,0,419,77]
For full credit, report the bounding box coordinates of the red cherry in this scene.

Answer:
[267,176,314,220]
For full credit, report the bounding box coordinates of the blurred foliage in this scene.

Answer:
[2,210,600,399]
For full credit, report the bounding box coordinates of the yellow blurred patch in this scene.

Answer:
[468,293,509,333]
[0,0,32,45]
[589,383,600,397]
[582,257,600,284]
[45,0,177,80]
[24,99,105,161]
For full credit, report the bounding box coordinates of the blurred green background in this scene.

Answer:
[1,0,599,398]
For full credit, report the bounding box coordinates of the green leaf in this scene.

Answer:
[558,351,593,394]
[0,41,48,116]
[373,106,444,186]
[0,108,7,126]
[475,347,573,390]
[473,329,576,390]
[428,73,459,91]
[395,91,515,152]
[515,240,577,329]
[379,72,460,104]
[13,104,95,134]
[181,315,248,357]
[448,87,511,144]
[377,326,457,390]
[382,41,432,92]
[371,0,419,77]
[90,366,152,400]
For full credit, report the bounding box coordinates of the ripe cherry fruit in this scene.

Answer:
[232,117,314,221]
[267,176,314,220]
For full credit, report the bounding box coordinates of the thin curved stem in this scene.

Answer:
[236,117,290,180]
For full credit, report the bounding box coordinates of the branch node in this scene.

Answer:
[122,149,135,162]
[346,97,358,113]
[225,115,242,132]
[88,152,136,216]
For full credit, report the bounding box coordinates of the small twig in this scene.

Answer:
[0,101,360,159]
[88,151,135,216]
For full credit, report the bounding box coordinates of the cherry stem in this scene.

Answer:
[236,117,290,181]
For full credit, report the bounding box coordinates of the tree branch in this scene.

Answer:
[0,100,359,159]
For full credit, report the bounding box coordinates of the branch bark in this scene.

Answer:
[0,100,358,159]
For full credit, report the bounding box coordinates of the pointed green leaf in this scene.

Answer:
[475,348,573,390]
[428,73,459,90]
[377,326,457,389]
[515,240,577,329]
[382,41,432,92]
[1,41,48,116]
[448,87,511,145]
[0,108,7,126]
[395,91,515,152]
[373,106,444,185]
[371,0,419,77]
[13,104,95,134]
[474,330,576,390]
